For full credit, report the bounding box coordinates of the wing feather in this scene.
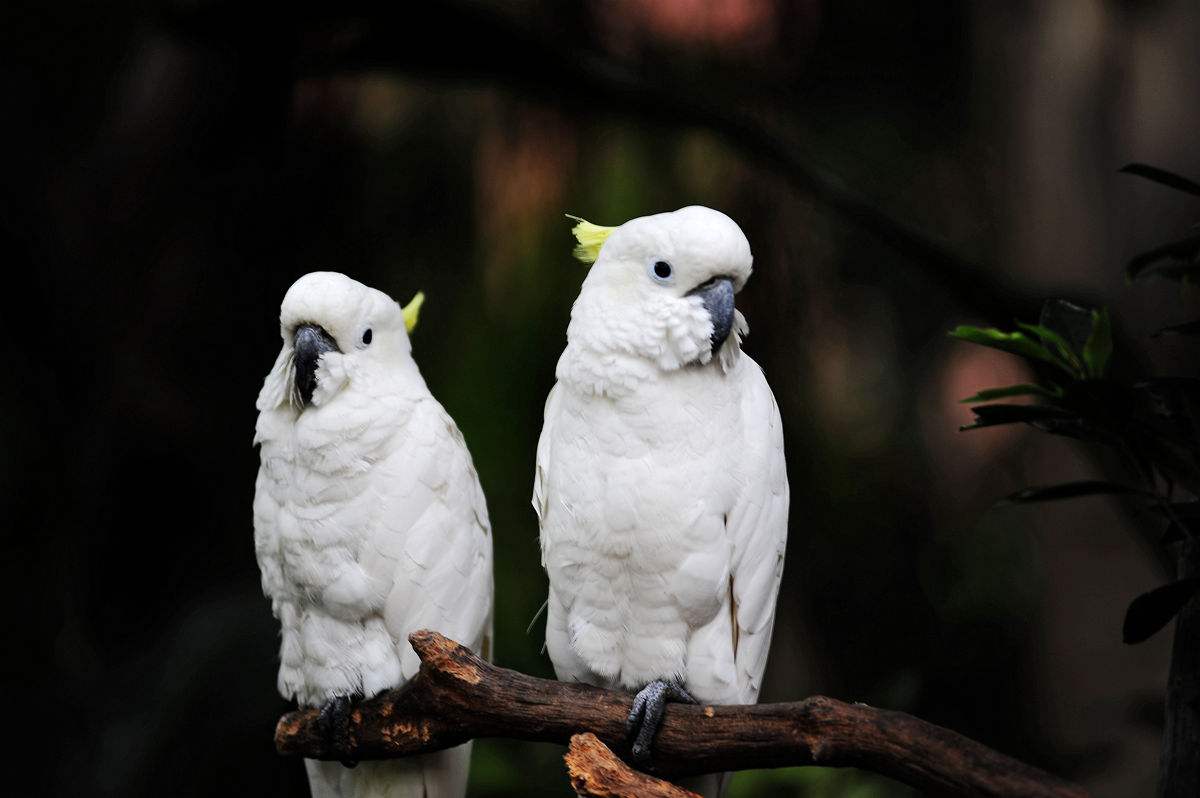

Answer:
[725,359,789,703]
[533,383,599,684]
[533,383,562,552]
[368,399,494,682]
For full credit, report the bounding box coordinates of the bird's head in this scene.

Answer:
[256,271,424,412]
[567,206,753,372]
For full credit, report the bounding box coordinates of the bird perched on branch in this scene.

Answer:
[533,207,789,796]
[254,272,493,798]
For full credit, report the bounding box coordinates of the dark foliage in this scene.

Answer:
[1121,164,1200,284]
[954,160,1200,798]
[954,164,1200,639]
[1123,578,1200,644]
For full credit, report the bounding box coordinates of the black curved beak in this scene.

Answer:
[293,323,339,406]
[687,276,735,353]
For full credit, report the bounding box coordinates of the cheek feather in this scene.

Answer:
[648,295,714,371]
[256,346,299,412]
[309,353,350,407]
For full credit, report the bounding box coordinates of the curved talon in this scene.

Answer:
[624,680,696,765]
[317,694,360,768]
[625,691,649,736]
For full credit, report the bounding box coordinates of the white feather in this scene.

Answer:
[535,208,788,797]
[537,355,785,699]
[255,273,492,798]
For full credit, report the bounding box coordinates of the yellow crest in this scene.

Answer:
[402,291,425,334]
[566,214,617,264]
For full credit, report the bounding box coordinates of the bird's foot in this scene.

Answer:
[317,693,361,768]
[625,679,696,765]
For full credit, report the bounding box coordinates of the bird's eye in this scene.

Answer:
[650,260,673,283]
[361,329,373,345]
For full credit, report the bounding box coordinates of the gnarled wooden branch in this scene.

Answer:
[275,631,1087,798]
[566,734,700,798]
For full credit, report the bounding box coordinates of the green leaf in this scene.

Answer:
[1123,578,1200,644]
[997,481,1150,505]
[959,403,1076,431]
[1039,299,1096,352]
[947,326,1067,372]
[1152,319,1200,337]
[1015,322,1084,376]
[1031,418,1118,444]
[959,384,1060,404]
[1120,163,1200,197]
[1082,307,1112,377]
[1126,233,1200,281]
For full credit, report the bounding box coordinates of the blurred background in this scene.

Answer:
[6,1,1200,795]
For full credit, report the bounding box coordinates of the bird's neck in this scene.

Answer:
[555,341,657,399]
[555,298,748,399]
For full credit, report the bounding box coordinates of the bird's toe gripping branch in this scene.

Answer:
[625,680,698,764]
[317,694,362,768]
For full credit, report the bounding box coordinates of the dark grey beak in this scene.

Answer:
[293,323,339,406]
[688,276,735,353]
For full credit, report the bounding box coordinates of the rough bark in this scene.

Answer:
[1160,538,1200,797]
[566,734,701,798]
[275,630,1087,798]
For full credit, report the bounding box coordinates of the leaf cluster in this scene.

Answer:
[1122,164,1200,286]
[952,167,1200,644]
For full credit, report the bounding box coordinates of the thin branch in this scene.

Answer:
[275,631,1087,798]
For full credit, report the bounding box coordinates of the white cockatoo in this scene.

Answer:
[253,272,493,798]
[533,207,789,794]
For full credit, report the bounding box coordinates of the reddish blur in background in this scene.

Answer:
[6,1,1200,796]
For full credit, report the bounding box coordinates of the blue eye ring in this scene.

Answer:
[649,260,673,284]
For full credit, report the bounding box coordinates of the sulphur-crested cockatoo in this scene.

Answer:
[533,207,788,794]
[254,272,493,798]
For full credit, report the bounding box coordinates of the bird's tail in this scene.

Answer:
[305,742,472,798]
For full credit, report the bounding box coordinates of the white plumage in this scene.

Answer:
[254,272,493,798]
[534,207,788,795]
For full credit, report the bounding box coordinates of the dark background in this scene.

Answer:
[6,1,1200,796]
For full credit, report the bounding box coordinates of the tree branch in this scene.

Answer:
[566,734,700,798]
[275,631,1087,798]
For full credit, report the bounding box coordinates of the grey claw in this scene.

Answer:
[625,680,696,765]
[317,694,360,768]
[625,690,649,737]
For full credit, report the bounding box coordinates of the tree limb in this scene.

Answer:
[275,630,1087,798]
